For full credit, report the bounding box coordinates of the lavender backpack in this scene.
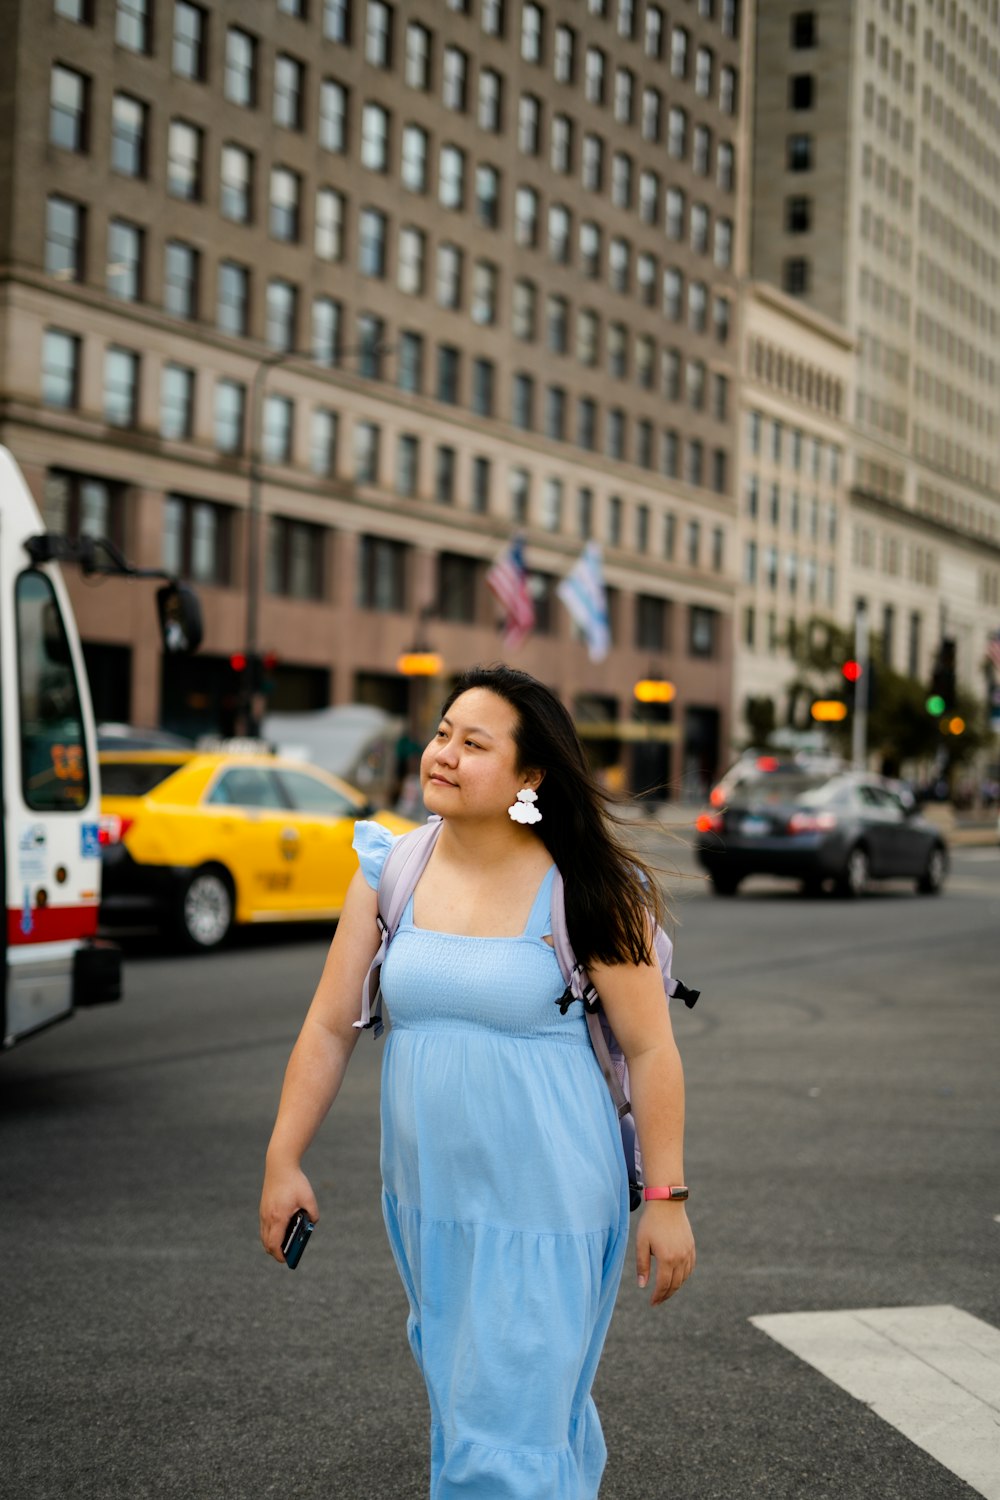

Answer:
[355,818,699,1210]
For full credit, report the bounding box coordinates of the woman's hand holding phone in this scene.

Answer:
[259,1161,320,1263]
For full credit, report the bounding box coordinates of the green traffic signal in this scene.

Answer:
[926,693,946,717]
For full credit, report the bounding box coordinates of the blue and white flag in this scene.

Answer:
[558,542,610,662]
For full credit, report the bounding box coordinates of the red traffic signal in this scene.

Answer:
[261,651,280,672]
[229,652,247,673]
[841,660,862,683]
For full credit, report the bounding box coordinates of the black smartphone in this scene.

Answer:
[281,1209,314,1270]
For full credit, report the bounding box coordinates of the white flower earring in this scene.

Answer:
[508,788,542,825]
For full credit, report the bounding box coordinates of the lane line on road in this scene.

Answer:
[750,1305,1000,1499]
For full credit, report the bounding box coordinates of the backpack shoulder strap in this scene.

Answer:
[549,866,630,1119]
[355,817,442,1037]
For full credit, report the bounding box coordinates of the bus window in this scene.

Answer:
[15,570,91,811]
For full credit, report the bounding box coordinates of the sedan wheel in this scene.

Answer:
[917,844,947,896]
[837,845,870,898]
[177,868,234,950]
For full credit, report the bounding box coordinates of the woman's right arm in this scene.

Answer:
[259,866,381,1259]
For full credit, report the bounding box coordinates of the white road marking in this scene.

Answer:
[750,1305,1000,1499]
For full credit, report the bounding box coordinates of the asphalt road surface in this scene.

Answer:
[2,838,998,1500]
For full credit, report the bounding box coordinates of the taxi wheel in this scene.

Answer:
[175,866,235,951]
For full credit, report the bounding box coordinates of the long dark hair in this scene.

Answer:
[439,664,663,969]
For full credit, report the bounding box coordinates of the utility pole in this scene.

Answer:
[852,599,869,770]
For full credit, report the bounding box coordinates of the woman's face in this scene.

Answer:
[421,688,538,821]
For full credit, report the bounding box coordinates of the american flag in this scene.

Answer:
[986,630,1000,673]
[486,533,535,650]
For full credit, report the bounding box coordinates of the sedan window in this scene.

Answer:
[275,768,359,817]
[206,767,287,808]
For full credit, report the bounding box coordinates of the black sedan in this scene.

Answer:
[694,772,948,897]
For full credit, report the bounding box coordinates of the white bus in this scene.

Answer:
[1,447,200,1048]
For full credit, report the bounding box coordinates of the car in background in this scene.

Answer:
[98,750,415,949]
[694,770,948,898]
[707,748,845,808]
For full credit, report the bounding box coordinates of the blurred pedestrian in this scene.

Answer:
[260,664,695,1498]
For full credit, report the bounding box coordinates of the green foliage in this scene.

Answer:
[743,695,777,748]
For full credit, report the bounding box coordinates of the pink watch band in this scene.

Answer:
[643,1185,689,1201]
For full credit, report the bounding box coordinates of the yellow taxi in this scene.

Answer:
[98,749,415,950]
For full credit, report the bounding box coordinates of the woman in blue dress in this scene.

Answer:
[261,666,695,1498]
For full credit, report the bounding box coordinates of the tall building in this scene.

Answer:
[749,0,1000,730]
[0,0,753,797]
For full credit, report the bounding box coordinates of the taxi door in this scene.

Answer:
[270,767,363,916]
[202,765,305,917]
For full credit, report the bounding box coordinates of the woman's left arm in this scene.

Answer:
[588,957,696,1306]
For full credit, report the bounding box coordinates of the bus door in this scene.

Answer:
[1,543,109,1047]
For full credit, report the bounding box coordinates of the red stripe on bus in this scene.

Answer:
[7,905,99,945]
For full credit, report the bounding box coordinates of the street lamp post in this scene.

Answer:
[240,339,393,736]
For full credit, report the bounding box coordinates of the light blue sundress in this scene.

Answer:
[353,822,630,1500]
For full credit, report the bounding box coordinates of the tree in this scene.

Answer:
[743,694,777,748]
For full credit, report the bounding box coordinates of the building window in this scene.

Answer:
[174,3,207,80]
[665,187,685,241]
[580,221,601,277]
[552,115,573,174]
[167,120,203,200]
[262,394,294,464]
[515,186,539,246]
[663,266,683,320]
[267,517,325,599]
[471,455,491,514]
[443,46,468,110]
[606,409,625,460]
[266,278,298,350]
[361,103,390,171]
[436,243,463,308]
[688,606,717,657]
[215,261,249,337]
[476,165,501,228]
[513,279,536,339]
[308,408,338,479]
[609,238,629,293]
[482,0,505,37]
[576,398,596,451]
[521,2,543,63]
[519,93,541,154]
[582,133,603,191]
[45,196,85,282]
[324,0,352,44]
[220,144,253,223]
[435,444,457,502]
[637,250,657,305]
[548,204,571,263]
[717,142,735,192]
[541,477,563,531]
[472,261,498,326]
[611,152,631,209]
[479,69,503,131]
[670,25,688,77]
[312,296,342,366]
[396,433,420,497]
[42,329,81,409]
[44,471,124,549]
[404,21,430,88]
[214,379,245,454]
[163,496,232,586]
[436,345,460,404]
[789,74,814,110]
[54,0,93,19]
[439,145,466,209]
[111,94,147,177]
[320,80,348,152]
[354,422,380,483]
[225,29,258,107]
[719,65,736,114]
[686,439,703,488]
[712,449,728,494]
[662,348,681,400]
[274,55,305,130]
[315,187,345,261]
[783,257,810,295]
[106,218,142,301]
[787,134,812,172]
[607,323,626,380]
[358,534,408,611]
[397,226,425,295]
[270,166,301,241]
[690,203,709,254]
[161,364,195,441]
[607,495,623,546]
[164,241,199,319]
[116,0,150,52]
[512,373,534,430]
[614,67,633,124]
[103,347,140,428]
[546,294,568,354]
[365,0,393,67]
[714,218,732,268]
[786,196,811,233]
[636,595,667,652]
[545,386,566,441]
[398,331,424,393]
[554,23,575,83]
[636,422,653,470]
[358,207,387,277]
[508,467,530,523]
[791,10,816,47]
[584,46,605,104]
[437,553,480,623]
[50,64,89,152]
[357,313,385,377]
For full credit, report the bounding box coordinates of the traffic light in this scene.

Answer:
[927,638,957,717]
[229,651,247,673]
[840,659,861,712]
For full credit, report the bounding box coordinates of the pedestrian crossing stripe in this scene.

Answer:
[750,1305,1000,1499]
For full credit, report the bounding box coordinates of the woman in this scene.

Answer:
[260,665,695,1498]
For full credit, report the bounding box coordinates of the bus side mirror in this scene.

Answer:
[156,582,203,655]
